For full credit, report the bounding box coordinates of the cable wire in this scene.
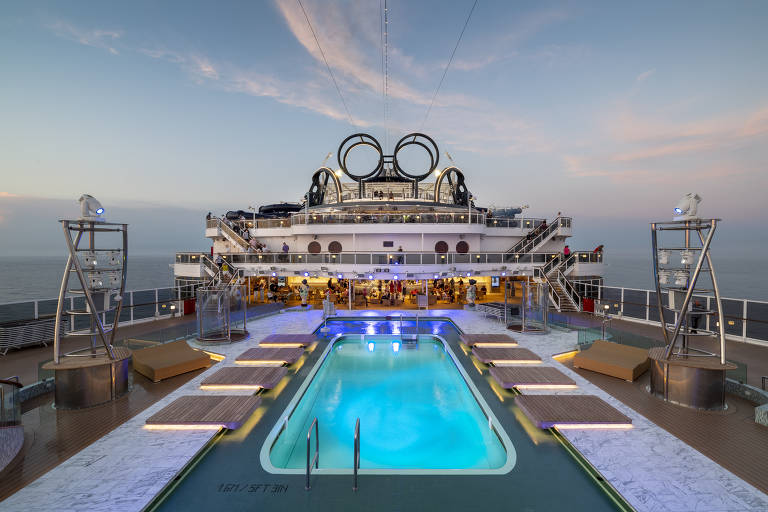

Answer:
[297,0,355,126]
[419,0,478,131]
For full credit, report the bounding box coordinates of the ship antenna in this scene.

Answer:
[296,0,356,127]
[321,152,332,166]
[420,0,478,132]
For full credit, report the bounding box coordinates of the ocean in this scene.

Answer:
[0,253,764,304]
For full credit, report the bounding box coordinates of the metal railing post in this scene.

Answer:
[306,417,319,490]
[353,418,360,491]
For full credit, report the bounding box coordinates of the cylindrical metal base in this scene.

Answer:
[649,359,727,411]
[52,356,132,409]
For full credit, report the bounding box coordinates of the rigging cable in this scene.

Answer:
[383,0,390,150]
[296,0,356,126]
[419,0,478,132]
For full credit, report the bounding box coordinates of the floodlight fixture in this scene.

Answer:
[78,194,105,221]
[672,193,701,221]
[673,270,689,287]
[680,250,695,265]
[657,250,670,265]
[658,270,671,285]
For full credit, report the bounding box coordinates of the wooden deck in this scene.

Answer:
[516,394,632,428]
[489,366,577,388]
[459,333,517,346]
[235,347,305,365]
[0,367,207,502]
[648,346,738,370]
[471,346,542,364]
[200,366,288,390]
[564,356,768,494]
[145,395,262,429]
[258,333,316,347]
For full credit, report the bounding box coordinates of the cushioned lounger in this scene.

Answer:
[573,339,650,382]
[133,340,212,382]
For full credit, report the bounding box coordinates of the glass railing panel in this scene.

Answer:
[373,254,389,265]
[340,254,355,264]
[436,254,449,265]
[622,289,647,319]
[354,254,371,264]
[405,254,421,264]
[746,301,768,341]
[471,254,486,264]
[454,254,470,264]
[0,301,36,323]
[421,254,436,264]
[717,298,744,337]
[307,254,323,263]
[487,253,502,263]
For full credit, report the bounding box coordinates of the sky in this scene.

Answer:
[1,0,767,256]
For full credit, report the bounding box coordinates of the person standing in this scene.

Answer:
[299,279,310,308]
[563,245,571,261]
[466,279,477,307]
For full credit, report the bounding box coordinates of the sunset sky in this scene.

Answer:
[1,0,767,255]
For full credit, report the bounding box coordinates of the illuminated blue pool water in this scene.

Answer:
[265,335,513,472]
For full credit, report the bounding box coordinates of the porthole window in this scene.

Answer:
[308,241,321,254]
[434,241,448,253]
[456,241,469,253]
[328,241,343,253]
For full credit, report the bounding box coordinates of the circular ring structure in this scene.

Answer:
[393,132,440,181]
[337,133,384,182]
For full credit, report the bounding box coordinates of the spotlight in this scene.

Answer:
[674,271,689,287]
[672,193,701,221]
[392,342,400,353]
[78,194,105,221]
[658,270,670,285]
[367,342,374,352]
[335,168,343,177]
[393,275,399,280]
[304,272,309,277]
[271,272,276,277]
[657,250,670,265]
[337,274,343,279]
[368,274,373,280]
[680,250,694,265]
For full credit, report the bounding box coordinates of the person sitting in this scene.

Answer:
[388,191,395,200]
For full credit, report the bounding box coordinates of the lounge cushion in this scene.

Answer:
[573,339,650,381]
[133,340,212,382]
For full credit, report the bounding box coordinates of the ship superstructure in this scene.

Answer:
[174,132,604,311]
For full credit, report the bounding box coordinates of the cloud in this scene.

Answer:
[49,21,122,55]
[0,192,19,197]
[636,68,655,82]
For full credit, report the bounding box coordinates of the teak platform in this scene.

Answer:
[647,347,738,370]
[258,333,316,347]
[235,347,305,365]
[145,395,262,429]
[41,346,132,370]
[472,346,541,364]
[459,333,517,346]
[516,394,632,429]
[200,366,288,390]
[489,366,577,388]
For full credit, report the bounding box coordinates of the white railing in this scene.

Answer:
[247,213,548,230]
[507,217,571,254]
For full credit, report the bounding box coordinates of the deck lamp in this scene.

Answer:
[658,270,671,285]
[78,194,105,221]
[680,250,694,265]
[434,274,439,279]
[304,272,309,277]
[394,275,399,280]
[657,250,670,265]
[271,272,277,277]
[672,193,701,221]
[368,274,373,280]
[337,273,343,279]
[673,271,688,287]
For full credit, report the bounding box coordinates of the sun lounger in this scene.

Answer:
[133,340,212,382]
[573,339,650,382]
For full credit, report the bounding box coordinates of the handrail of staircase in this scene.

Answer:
[556,269,581,311]
[217,219,250,249]
[533,268,561,311]
[507,216,569,254]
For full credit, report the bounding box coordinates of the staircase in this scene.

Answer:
[201,254,243,286]
[216,219,250,252]
[507,217,569,254]
[535,254,581,312]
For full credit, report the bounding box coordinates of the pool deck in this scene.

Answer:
[2,309,767,511]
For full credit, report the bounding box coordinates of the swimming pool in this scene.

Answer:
[263,334,514,473]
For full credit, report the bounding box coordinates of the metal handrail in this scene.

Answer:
[557,269,582,311]
[306,417,319,490]
[507,217,569,254]
[353,417,360,491]
[217,219,250,250]
[534,269,561,311]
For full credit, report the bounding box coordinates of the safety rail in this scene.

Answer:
[557,269,582,311]
[236,213,548,230]
[353,417,360,491]
[0,376,22,427]
[533,268,561,311]
[507,217,570,254]
[216,219,250,250]
[204,250,568,266]
[305,417,319,490]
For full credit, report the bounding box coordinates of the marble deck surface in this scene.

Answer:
[2,308,766,512]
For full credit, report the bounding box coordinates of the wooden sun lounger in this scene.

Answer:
[133,340,212,383]
[200,366,288,389]
[460,333,517,346]
[515,394,632,429]
[489,366,576,388]
[573,339,650,382]
[235,347,305,365]
[258,333,316,347]
[145,395,261,430]
[471,346,541,364]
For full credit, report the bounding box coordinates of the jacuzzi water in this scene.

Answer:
[267,335,510,471]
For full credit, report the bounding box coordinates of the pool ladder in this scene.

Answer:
[305,417,319,490]
[353,417,360,491]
